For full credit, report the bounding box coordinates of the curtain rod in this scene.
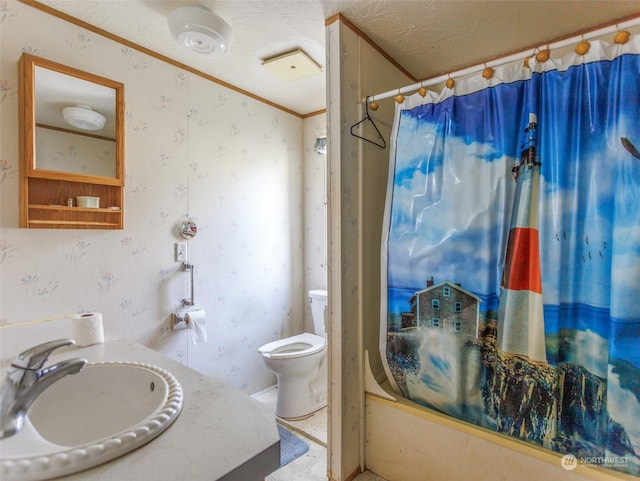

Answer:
[363,16,640,104]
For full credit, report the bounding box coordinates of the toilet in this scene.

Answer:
[258,289,327,419]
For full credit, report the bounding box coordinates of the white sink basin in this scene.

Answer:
[0,361,183,481]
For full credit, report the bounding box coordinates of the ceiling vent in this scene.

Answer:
[262,49,322,82]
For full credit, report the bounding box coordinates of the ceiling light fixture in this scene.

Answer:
[262,49,322,82]
[62,104,106,131]
[168,6,232,57]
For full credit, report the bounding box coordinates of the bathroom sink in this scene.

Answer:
[0,361,183,481]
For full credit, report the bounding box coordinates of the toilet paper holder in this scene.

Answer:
[172,307,207,343]
[172,311,190,330]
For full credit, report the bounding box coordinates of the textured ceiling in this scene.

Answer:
[33,0,640,116]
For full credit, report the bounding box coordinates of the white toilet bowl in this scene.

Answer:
[259,333,327,419]
[258,289,328,419]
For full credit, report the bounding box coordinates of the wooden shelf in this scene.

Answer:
[28,220,121,227]
[21,175,124,230]
[27,205,122,228]
[21,178,124,230]
[30,204,121,213]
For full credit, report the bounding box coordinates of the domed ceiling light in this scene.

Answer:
[168,6,233,57]
[62,104,106,131]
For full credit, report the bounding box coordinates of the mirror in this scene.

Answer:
[21,53,124,180]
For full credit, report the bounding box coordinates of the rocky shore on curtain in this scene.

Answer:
[483,337,637,462]
[386,327,640,475]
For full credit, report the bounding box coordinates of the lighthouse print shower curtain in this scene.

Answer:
[381,34,640,475]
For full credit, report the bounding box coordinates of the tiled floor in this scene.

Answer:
[351,472,389,481]
[254,387,388,481]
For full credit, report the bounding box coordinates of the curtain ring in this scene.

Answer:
[614,29,631,44]
[365,95,378,111]
[394,89,404,104]
[575,35,590,56]
[445,76,455,89]
[536,47,551,63]
[524,48,537,69]
[418,83,427,97]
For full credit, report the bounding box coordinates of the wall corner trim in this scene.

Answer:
[326,13,418,82]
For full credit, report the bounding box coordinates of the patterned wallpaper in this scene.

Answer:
[0,1,326,395]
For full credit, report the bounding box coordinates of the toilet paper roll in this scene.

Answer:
[185,308,207,344]
[72,312,104,347]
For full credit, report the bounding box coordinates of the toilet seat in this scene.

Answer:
[258,333,325,359]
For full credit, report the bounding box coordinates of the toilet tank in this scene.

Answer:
[308,289,328,336]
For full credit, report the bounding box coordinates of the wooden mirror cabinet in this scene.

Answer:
[19,53,125,229]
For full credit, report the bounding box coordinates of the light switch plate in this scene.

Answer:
[175,242,186,262]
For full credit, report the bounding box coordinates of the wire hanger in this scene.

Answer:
[350,97,386,149]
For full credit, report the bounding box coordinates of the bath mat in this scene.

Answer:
[278,425,309,467]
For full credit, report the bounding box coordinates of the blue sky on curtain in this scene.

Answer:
[380,29,640,475]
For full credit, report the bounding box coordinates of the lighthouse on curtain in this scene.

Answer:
[497,113,546,363]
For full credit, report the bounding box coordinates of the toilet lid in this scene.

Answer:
[259,333,326,359]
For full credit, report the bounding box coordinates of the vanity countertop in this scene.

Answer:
[21,338,280,481]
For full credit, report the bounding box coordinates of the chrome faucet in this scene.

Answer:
[0,339,87,439]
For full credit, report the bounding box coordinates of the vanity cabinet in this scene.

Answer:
[18,53,125,230]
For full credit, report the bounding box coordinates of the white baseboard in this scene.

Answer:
[251,384,277,398]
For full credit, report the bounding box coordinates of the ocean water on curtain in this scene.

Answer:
[383,52,640,475]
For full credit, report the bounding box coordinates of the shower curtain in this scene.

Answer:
[381,33,640,475]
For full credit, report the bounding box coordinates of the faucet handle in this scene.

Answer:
[12,339,76,371]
